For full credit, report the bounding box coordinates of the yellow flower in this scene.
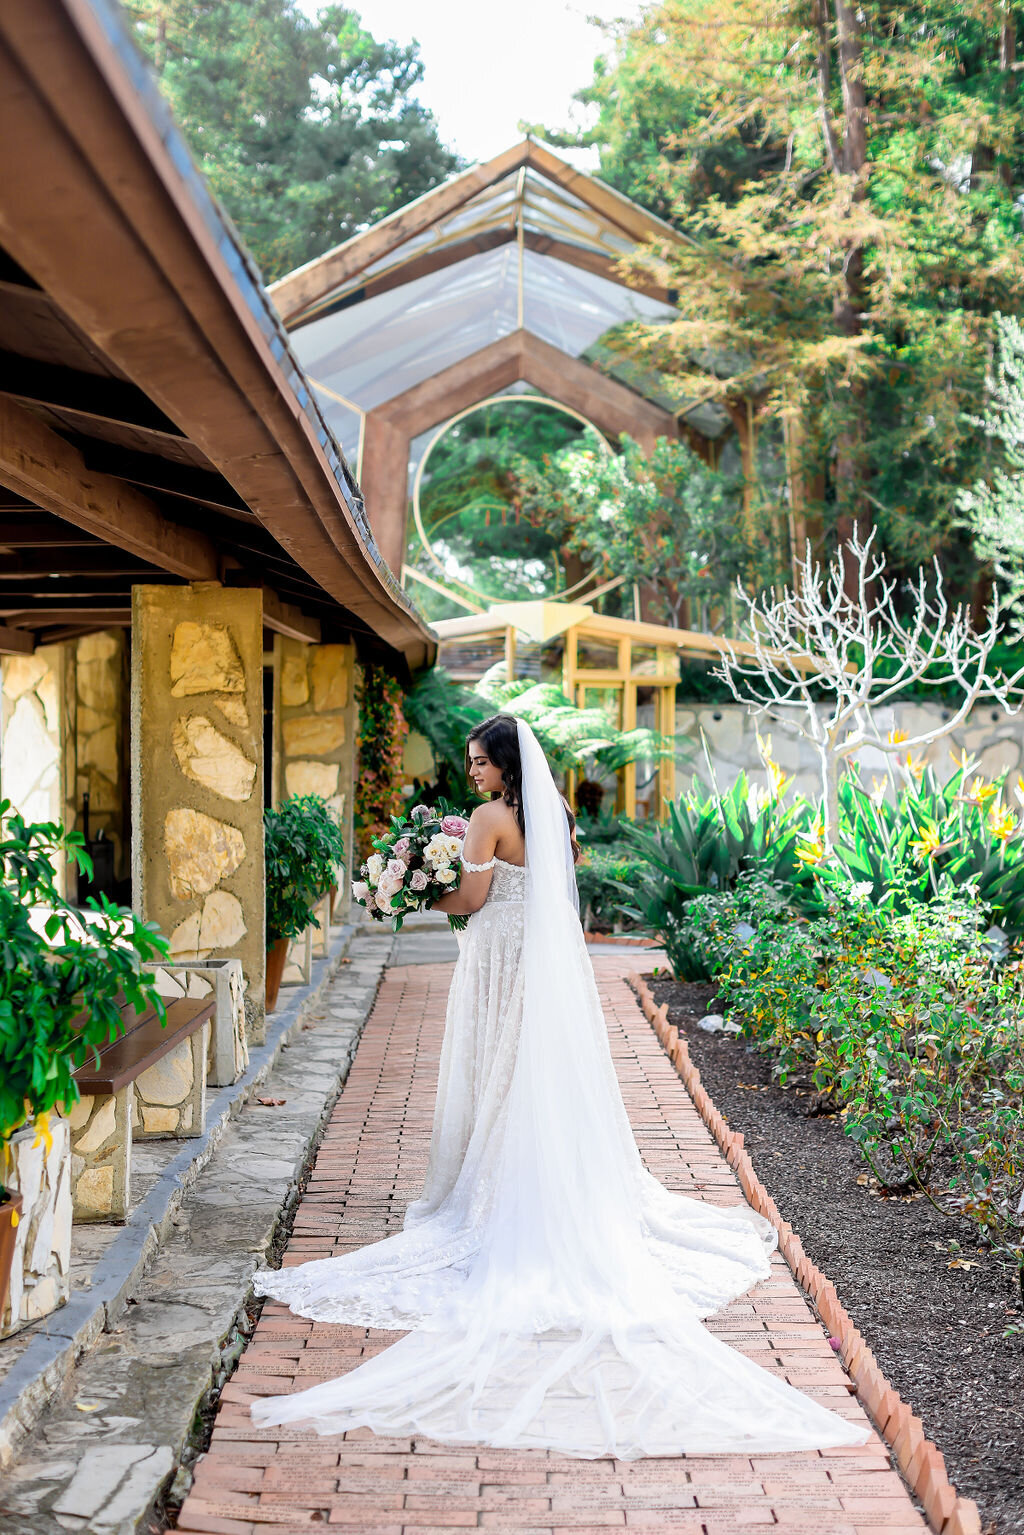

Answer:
[887,728,908,745]
[964,775,998,807]
[950,746,974,775]
[870,775,887,805]
[796,833,825,865]
[1014,774,1024,807]
[909,821,944,862]
[31,1111,53,1157]
[904,752,926,782]
[989,805,1017,842]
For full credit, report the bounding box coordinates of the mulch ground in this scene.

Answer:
[647,975,1024,1535]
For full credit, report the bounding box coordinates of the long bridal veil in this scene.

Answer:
[251,720,867,1457]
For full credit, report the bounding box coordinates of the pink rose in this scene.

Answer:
[376,873,401,900]
[441,815,469,839]
[393,837,411,858]
[351,880,369,901]
[409,868,428,892]
[386,858,407,881]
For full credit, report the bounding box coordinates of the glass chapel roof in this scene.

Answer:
[276,144,730,468]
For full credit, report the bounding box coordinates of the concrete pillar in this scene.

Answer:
[275,637,356,919]
[74,630,128,884]
[0,642,76,893]
[131,584,265,1042]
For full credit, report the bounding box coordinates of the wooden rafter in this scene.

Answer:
[0,395,218,578]
[0,349,185,439]
[271,138,686,327]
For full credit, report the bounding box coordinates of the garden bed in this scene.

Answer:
[647,972,1024,1535]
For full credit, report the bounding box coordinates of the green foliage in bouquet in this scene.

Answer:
[356,799,471,932]
[264,794,345,946]
[0,802,168,1192]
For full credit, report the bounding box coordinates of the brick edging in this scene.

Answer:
[627,971,982,1535]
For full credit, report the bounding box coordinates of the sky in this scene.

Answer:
[298,0,640,166]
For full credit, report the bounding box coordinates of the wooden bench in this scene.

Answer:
[66,995,214,1222]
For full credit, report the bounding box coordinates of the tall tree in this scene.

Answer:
[123,1,459,280]
[556,1,1024,607]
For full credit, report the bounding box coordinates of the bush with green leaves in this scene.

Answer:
[0,802,168,1193]
[623,772,816,977]
[264,794,345,947]
[687,868,1024,1292]
[402,666,673,801]
[575,843,647,932]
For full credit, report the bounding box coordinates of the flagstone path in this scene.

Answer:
[175,952,926,1535]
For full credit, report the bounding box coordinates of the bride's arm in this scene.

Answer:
[432,804,498,915]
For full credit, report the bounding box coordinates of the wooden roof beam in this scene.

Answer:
[270,143,531,325]
[0,621,34,653]
[0,349,185,439]
[0,395,217,579]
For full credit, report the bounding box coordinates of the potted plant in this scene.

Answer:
[0,802,168,1331]
[264,794,345,1013]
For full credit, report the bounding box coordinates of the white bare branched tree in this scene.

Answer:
[714,531,1024,849]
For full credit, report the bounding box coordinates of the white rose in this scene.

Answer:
[351,880,369,901]
[376,873,401,900]
[435,866,457,885]
[366,854,384,880]
[424,833,461,867]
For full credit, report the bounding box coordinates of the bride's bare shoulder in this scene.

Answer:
[470,798,514,829]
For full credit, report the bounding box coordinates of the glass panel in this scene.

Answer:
[576,638,620,671]
[437,634,507,682]
[630,645,660,676]
[580,685,622,728]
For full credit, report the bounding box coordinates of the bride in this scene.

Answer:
[251,715,867,1457]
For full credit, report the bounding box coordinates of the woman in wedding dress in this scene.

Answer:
[251,715,868,1457]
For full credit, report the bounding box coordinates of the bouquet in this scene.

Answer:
[352,800,472,932]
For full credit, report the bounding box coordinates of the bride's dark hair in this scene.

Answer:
[466,714,581,862]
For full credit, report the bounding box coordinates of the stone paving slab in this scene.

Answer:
[0,934,392,1535]
[177,955,924,1535]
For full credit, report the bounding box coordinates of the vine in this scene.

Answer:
[354,663,408,860]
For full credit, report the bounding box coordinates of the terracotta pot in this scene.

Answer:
[0,1191,23,1321]
[265,935,291,1015]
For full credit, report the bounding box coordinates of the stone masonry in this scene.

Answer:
[131,584,266,1043]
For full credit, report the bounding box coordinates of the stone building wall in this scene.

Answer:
[275,637,356,918]
[75,630,127,880]
[131,584,266,1041]
[0,645,74,892]
[676,700,1024,801]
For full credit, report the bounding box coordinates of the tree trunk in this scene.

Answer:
[832,0,872,602]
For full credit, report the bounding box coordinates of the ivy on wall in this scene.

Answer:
[354,663,409,860]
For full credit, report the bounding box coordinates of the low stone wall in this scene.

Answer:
[677,700,1024,800]
[132,1026,208,1139]
[148,959,248,1087]
[64,1090,131,1223]
[1,1119,72,1338]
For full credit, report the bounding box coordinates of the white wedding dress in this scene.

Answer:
[251,721,867,1457]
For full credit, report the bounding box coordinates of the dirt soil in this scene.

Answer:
[647,974,1024,1535]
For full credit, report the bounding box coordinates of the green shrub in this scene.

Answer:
[575,845,647,931]
[0,802,168,1190]
[624,773,816,977]
[689,868,1024,1285]
[265,794,345,946]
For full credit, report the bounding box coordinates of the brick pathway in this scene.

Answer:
[176,956,925,1535]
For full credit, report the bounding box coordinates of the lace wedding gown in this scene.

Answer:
[251,724,867,1458]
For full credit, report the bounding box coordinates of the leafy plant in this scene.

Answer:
[690,868,1024,1293]
[264,794,345,946]
[624,771,816,977]
[401,667,674,801]
[0,803,168,1197]
[575,844,647,932]
[356,665,408,859]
